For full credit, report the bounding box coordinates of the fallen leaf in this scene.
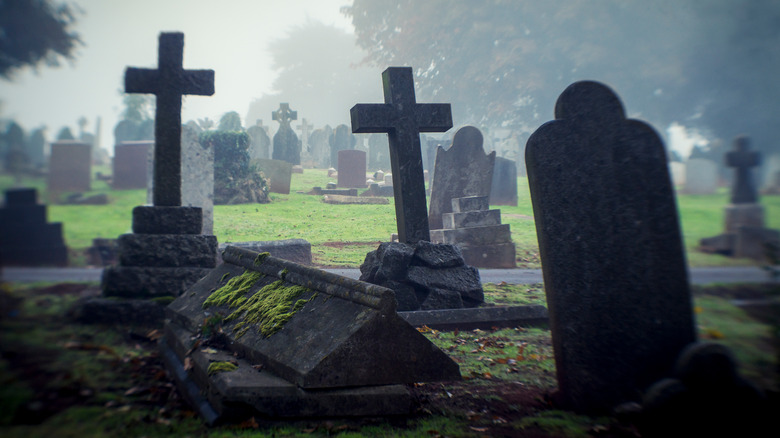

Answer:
[201,347,218,354]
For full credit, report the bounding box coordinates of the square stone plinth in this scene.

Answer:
[117,234,217,267]
[459,242,517,268]
[725,204,764,234]
[442,209,501,229]
[132,206,203,234]
[430,224,511,246]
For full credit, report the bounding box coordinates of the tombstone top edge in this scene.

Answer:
[554,80,625,122]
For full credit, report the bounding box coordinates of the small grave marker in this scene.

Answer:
[337,149,367,188]
[727,135,760,204]
[125,32,214,206]
[48,141,91,193]
[351,67,453,244]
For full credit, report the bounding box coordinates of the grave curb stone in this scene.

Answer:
[442,209,502,229]
[430,224,512,246]
[216,239,312,266]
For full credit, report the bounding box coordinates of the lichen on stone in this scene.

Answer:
[203,270,264,309]
[228,280,317,338]
[254,252,270,266]
[207,361,238,376]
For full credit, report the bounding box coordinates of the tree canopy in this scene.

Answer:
[0,0,82,79]
[343,0,780,158]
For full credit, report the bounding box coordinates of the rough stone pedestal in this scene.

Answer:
[701,203,779,260]
[725,204,764,233]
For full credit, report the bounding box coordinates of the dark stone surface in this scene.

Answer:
[161,323,412,422]
[399,305,549,331]
[459,242,517,269]
[0,188,67,267]
[640,342,770,437]
[525,81,696,413]
[101,266,211,298]
[490,156,518,206]
[726,135,761,204]
[360,241,483,311]
[113,141,152,189]
[351,67,453,244]
[337,149,367,188]
[216,238,312,265]
[132,206,203,234]
[166,246,460,393]
[428,126,495,230]
[430,224,512,246]
[88,238,118,266]
[421,288,463,310]
[69,296,166,327]
[271,103,300,165]
[125,32,214,207]
[47,141,91,193]
[117,234,217,267]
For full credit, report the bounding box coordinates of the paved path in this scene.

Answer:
[2,266,776,285]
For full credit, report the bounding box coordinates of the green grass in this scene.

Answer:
[3,168,779,268]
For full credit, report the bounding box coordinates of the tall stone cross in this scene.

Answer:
[296,118,312,149]
[350,67,453,244]
[726,135,761,204]
[272,103,297,129]
[125,32,214,206]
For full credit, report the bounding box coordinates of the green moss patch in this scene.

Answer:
[207,361,238,376]
[203,270,264,309]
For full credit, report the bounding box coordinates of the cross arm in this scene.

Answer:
[125,67,159,94]
[350,104,396,133]
[182,70,215,96]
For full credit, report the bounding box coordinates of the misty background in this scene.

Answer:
[1,0,778,183]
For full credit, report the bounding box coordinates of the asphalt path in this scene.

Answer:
[2,266,776,285]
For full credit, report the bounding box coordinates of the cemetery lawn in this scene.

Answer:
[2,170,779,268]
[1,281,777,437]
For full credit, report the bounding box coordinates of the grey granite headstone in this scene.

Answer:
[181,124,214,234]
[253,158,292,194]
[271,103,300,165]
[683,158,717,195]
[309,125,332,169]
[428,126,495,231]
[525,81,696,413]
[246,119,270,161]
[337,149,367,188]
[489,156,518,206]
[48,141,91,193]
[351,67,453,244]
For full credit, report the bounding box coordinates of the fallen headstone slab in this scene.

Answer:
[322,194,389,204]
[162,246,460,423]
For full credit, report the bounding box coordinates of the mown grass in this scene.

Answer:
[2,168,779,268]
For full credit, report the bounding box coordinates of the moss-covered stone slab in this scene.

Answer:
[163,246,460,420]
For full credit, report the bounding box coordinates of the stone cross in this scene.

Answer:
[272,103,297,128]
[125,32,214,207]
[525,81,695,413]
[296,118,312,150]
[350,67,453,244]
[726,135,761,204]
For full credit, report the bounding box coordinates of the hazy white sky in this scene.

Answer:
[0,0,353,154]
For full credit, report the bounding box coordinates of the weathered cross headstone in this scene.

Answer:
[48,140,91,194]
[700,135,779,259]
[0,188,67,266]
[428,126,495,231]
[351,67,453,244]
[727,135,760,204]
[295,118,313,163]
[101,32,217,310]
[125,32,214,207]
[113,141,152,190]
[271,103,300,165]
[337,149,367,188]
[525,81,696,413]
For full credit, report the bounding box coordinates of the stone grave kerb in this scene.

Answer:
[125,32,215,207]
[350,67,453,244]
[525,80,696,412]
[726,135,761,204]
[273,103,297,130]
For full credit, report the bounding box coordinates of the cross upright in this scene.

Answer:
[350,67,453,244]
[726,135,761,204]
[296,118,312,148]
[124,32,214,206]
[272,103,297,128]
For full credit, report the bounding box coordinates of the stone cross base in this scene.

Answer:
[701,203,779,260]
[102,206,217,300]
[725,204,765,233]
[430,196,516,268]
